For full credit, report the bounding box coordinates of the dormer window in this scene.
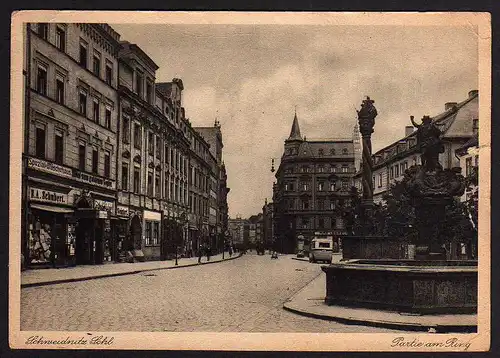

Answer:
[318,148,324,156]
[342,148,348,155]
[330,148,336,155]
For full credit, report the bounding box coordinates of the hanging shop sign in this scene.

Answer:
[29,186,68,205]
[94,199,115,212]
[28,157,115,189]
[116,205,130,217]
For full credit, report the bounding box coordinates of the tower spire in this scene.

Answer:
[287,110,302,141]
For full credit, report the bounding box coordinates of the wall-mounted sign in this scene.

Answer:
[29,186,68,205]
[116,205,130,217]
[28,157,115,190]
[72,170,115,189]
[94,199,114,212]
[28,158,72,178]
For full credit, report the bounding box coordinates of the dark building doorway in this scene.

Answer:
[130,215,142,250]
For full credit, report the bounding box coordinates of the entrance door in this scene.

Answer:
[130,215,142,250]
[75,218,93,265]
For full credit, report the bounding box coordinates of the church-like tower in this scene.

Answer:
[284,110,304,157]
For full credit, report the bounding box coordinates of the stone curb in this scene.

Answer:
[282,273,477,333]
[282,303,477,333]
[21,253,243,289]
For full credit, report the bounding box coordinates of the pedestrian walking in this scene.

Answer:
[206,245,211,261]
[229,246,233,257]
[197,246,202,264]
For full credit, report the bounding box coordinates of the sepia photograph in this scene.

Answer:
[9,11,491,351]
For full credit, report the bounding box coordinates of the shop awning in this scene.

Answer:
[30,203,74,214]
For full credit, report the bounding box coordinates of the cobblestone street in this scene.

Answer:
[21,254,397,332]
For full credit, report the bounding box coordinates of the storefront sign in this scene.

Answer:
[28,158,72,178]
[94,199,114,212]
[72,170,115,189]
[28,157,115,189]
[29,187,68,204]
[144,210,161,221]
[98,210,108,219]
[116,205,130,217]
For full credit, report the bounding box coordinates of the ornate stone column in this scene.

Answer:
[357,97,378,234]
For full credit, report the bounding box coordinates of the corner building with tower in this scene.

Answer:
[272,112,357,254]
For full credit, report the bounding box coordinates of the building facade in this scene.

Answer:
[194,123,226,252]
[354,90,479,204]
[187,127,211,254]
[272,112,356,253]
[23,23,122,267]
[22,23,230,267]
[228,216,246,248]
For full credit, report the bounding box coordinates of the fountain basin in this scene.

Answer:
[322,259,477,314]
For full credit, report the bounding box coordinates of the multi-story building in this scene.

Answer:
[187,126,211,254]
[194,123,226,252]
[219,163,230,246]
[23,23,122,267]
[354,90,479,204]
[22,23,230,266]
[228,216,246,247]
[272,112,356,253]
[116,39,192,261]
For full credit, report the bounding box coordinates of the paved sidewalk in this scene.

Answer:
[21,252,242,288]
[283,271,477,333]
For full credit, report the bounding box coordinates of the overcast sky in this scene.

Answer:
[111,24,478,218]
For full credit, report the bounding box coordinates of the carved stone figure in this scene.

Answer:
[410,115,445,172]
[357,96,378,136]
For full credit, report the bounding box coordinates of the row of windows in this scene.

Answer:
[287,147,350,156]
[120,162,188,202]
[121,118,189,177]
[189,193,209,216]
[298,217,344,230]
[36,65,113,130]
[285,165,353,174]
[284,180,349,192]
[389,161,409,181]
[34,124,111,177]
[284,198,350,211]
[36,23,115,87]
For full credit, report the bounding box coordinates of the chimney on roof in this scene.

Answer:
[405,126,414,136]
[445,102,458,111]
[468,90,478,98]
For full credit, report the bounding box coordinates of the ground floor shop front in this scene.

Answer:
[25,186,116,268]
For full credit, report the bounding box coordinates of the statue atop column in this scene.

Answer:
[357,96,378,136]
[410,115,445,173]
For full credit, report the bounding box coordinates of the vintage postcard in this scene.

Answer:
[9,11,491,352]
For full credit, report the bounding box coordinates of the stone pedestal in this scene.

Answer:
[322,260,477,314]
